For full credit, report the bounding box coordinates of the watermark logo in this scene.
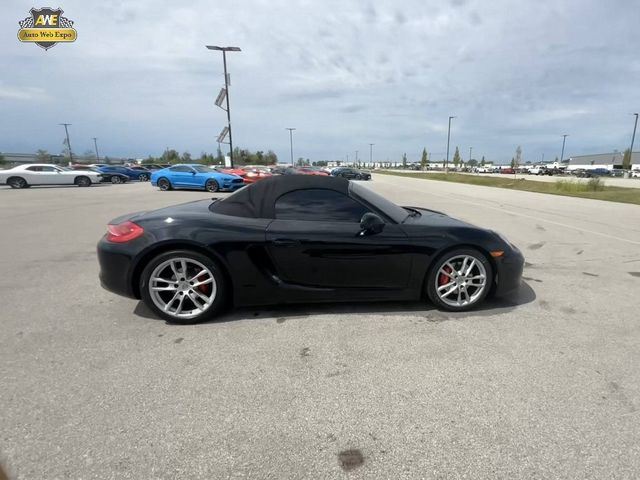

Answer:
[18,7,77,50]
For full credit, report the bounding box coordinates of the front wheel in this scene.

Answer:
[426,248,493,312]
[355,174,362,180]
[138,173,149,182]
[111,176,122,184]
[140,250,227,324]
[205,179,219,192]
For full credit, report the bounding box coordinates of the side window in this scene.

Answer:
[26,166,42,172]
[275,189,369,222]
[170,166,191,172]
[41,166,58,172]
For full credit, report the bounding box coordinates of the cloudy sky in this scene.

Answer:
[2,0,639,164]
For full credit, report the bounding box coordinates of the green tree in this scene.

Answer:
[514,145,522,169]
[622,148,632,170]
[453,147,461,168]
[36,149,50,162]
[0,153,5,166]
[402,153,407,169]
[510,157,516,168]
[420,148,428,170]
[480,156,485,166]
[181,151,192,163]
[468,158,478,167]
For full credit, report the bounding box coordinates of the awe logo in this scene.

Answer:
[17,7,77,50]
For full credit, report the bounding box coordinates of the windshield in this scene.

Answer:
[349,182,408,223]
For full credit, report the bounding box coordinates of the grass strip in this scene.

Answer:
[376,171,640,205]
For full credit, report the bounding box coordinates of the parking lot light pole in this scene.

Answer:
[286,128,296,166]
[446,116,455,173]
[560,134,568,165]
[469,146,472,164]
[59,123,73,164]
[628,113,638,172]
[206,45,241,168]
[369,143,374,168]
[92,137,100,162]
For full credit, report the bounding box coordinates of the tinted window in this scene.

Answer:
[170,165,192,172]
[275,189,369,222]
[41,166,59,172]
[26,166,42,172]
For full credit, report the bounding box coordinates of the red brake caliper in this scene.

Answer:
[197,273,211,295]
[439,265,452,286]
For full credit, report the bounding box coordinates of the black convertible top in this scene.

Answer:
[210,174,350,219]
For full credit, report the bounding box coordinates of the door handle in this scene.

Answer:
[272,238,299,246]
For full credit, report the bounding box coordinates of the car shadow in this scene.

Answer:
[133,281,536,325]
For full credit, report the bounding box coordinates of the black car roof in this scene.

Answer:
[210,175,350,218]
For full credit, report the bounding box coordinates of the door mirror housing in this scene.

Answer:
[359,212,385,235]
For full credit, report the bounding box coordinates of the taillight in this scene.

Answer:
[106,221,144,243]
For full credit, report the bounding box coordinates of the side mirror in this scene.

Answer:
[359,212,385,235]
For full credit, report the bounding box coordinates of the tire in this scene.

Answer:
[158,178,172,191]
[205,179,219,192]
[355,174,362,180]
[138,173,149,182]
[140,250,227,324]
[111,176,122,184]
[426,248,493,312]
[7,177,27,189]
[75,176,91,187]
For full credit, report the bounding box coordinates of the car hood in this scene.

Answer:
[402,206,479,229]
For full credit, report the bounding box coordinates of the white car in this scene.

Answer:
[632,170,640,178]
[0,164,102,189]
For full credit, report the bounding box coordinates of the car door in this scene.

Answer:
[265,188,413,289]
[168,165,196,187]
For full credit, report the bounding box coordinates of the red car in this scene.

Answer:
[296,167,329,176]
[500,168,515,174]
[215,167,272,184]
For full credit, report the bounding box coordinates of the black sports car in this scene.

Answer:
[97,176,524,324]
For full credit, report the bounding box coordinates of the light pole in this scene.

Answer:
[286,128,296,166]
[628,113,638,172]
[59,123,73,164]
[92,137,100,162]
[206,45,241,167]
[469,146,472,163]
[446,116,455,173]
[560,134,568,165]
[369,143,374,168]
[355,150,358,167]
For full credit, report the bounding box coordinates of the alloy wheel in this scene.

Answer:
[434,254,488,308]
[148,257,217,320]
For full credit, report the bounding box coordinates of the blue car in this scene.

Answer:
[150,164,244,192]
[98,165,151,182]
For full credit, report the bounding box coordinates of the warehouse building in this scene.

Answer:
[567,152,640,171]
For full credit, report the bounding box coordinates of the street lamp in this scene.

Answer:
[92,137,100,162]
[446,116,455,173]
[369,143,374,168]
[628,113,638,172]
[355,150,359,167]
[59,123,73,164]
[206,45,241,167]
[560,134,568,165]
[286,128,296,166]
[469,146,473,163]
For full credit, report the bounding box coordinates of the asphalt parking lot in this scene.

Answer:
[1,176,639,479]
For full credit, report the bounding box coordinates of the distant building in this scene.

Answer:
[568,152,640,171]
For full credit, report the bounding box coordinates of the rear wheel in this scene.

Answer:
[426,248,492,312]
[138,173,149,182]
[158,178,172,191]
[140,250,227,324]
[75,176,91,187]
[111,176,122,184]
[205,179,219,192]
[8,177,27,189]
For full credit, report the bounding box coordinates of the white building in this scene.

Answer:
[567,152,640,171]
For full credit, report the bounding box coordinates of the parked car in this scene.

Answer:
[632,170,640,178]
[499,167,515,174]
[576,168,609,178]
[296,167,330,176]
[331,167,371,180]
[69,164,129,184]
[98,165,151,182]
[97,175,524,324]
[151,164,244,192]
[0,164,102,188]
[242,167,273,182]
